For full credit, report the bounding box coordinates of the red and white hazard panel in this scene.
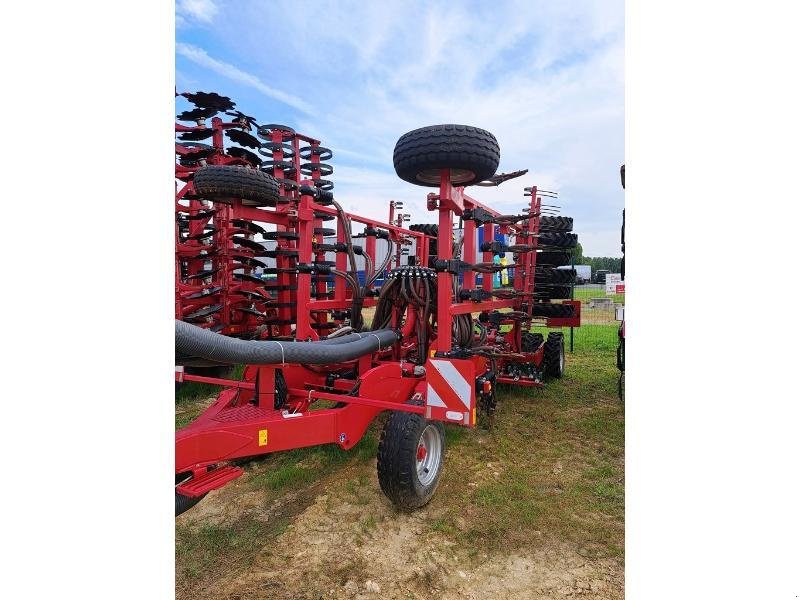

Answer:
[424,358,476,427]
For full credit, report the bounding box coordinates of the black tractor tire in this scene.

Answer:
[521,332,544,352]
[409,224,439,260]
[175,491,205,516]
[393,125,500,187]
[377,411,445,510]
[409,224,439,237]
[535,251,572,267]
[550,268,577,285]
[534,267,554,283]
[542,285,572,300]
[538,232,578,249]
[544,332,565,378]
[537,268,576,287]
[539,216,573,232]
[193,165,281,207]
[532,302,576,319]
[175,471,207,516]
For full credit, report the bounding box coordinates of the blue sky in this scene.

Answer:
[176,0,624,256]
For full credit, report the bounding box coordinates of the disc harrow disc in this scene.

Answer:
[179,129,214,141]
[227,146,262,166]
[184,91,235,111]
[177,142,215,158]
[225,110,258,128]
[226,129,261,149]
[177,107,218,121]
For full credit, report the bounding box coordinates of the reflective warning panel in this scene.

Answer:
[424,357,476,427]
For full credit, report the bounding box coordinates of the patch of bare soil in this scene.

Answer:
[183,460,623,600]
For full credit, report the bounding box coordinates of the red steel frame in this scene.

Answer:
[175,106,580,499]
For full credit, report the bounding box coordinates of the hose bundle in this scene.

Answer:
[176,320,398,365]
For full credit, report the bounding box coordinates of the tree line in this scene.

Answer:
[571,243,622,273]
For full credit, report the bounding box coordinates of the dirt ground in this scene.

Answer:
[176,348,624,599]
[178,464,621,600]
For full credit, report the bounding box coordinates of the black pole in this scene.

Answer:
[570,254,575,353]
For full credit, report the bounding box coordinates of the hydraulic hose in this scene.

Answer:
[177,329,373,366]
[176,320,398,365]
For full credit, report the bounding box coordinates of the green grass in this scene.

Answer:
[175,364,245,404]
[530,323,619,351]
[176,516,270,582]
[432,343,624,558]
[175,365,245,428]
[572,286,625,305]
[176,341,624,593]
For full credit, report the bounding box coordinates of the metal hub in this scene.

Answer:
[416,424,442,486]
[416,168,475,185]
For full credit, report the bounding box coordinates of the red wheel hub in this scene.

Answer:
[416,444,427,461]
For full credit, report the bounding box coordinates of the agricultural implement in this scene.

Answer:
[175,91,581,515]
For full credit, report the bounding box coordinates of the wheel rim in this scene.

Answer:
[559,343,565,374]
[416,424,443,486]
[416,168,475,185]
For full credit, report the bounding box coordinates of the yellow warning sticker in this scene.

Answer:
[472,408,476,424]
[258,429,268,446]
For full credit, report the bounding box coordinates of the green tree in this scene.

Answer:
[572,242,584,264]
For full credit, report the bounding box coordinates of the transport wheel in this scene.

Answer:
[175,491,205,516]
[544,332,565,379]
[377,411,446,510]
[539,216,573,232]
[521,332,544,352]
[193,165,280,206]
[393,124,500,187]
[532,302,575,319]
[175,473,206,517]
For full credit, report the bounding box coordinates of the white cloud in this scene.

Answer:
[176,1,624,255]
[175,43,315,115]
[176,0,218,24]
